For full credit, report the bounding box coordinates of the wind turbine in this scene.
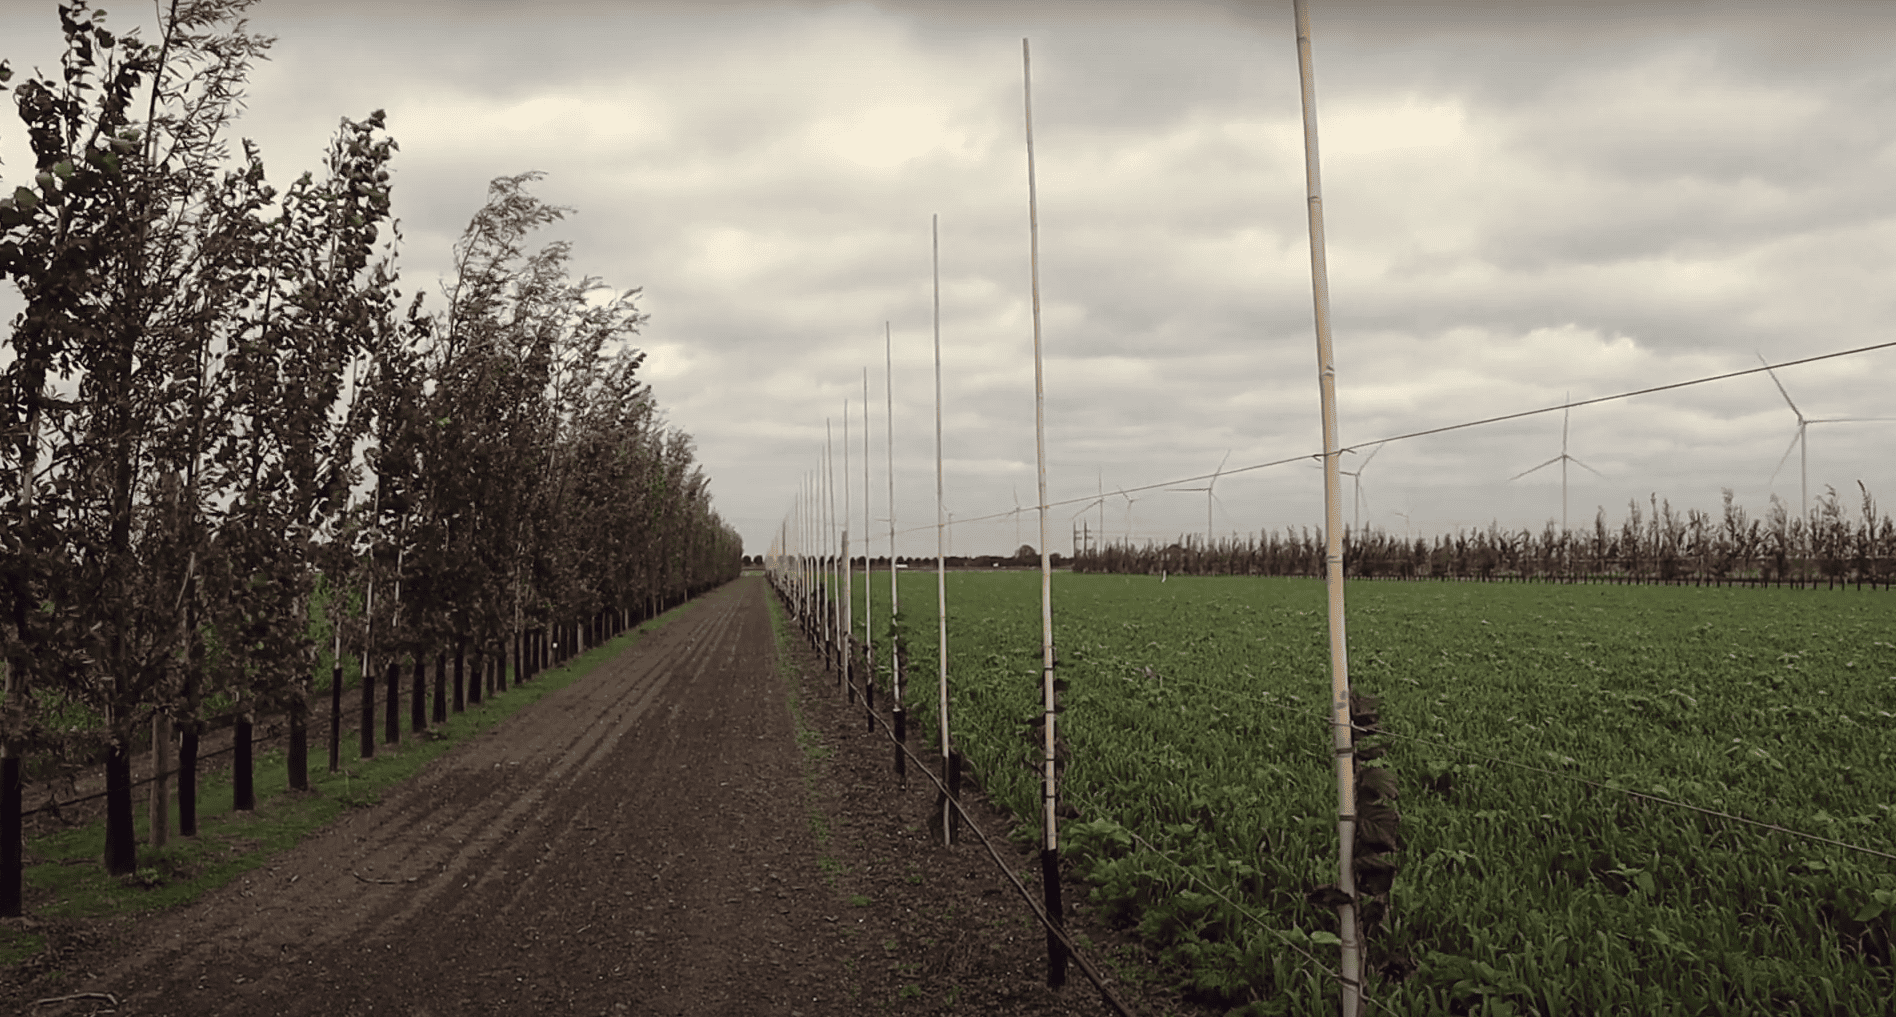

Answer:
[1338,442,1384,534]
[1012,485,1023,553]
[1167,450,1231,547]
[1508,396,1600,533]
[1759,352,1896,522]
[1068,488,1108,556]
[1115,487,1142,543]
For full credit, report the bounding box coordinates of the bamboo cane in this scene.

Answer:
[827,420,839,681]
[933,213,954,846]
[1022,36,1066,989]
[887,322,905,776]
[863,368,874,714]
[843,398,853,700]
[1292,2,1363,1013]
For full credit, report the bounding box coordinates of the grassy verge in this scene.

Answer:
[0,598,700,966]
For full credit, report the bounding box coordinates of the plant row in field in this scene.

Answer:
[1077,486,1896,588]
[853,569,1895,1015]
[0,1,740,908]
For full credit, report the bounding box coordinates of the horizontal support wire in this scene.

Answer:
[1062,786,1406,1017]
[22,737,250,818]
[885,339,1896,536]
[806,610,1141,1017]
[1149,672,1896,864]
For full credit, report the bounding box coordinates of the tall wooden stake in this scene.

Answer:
[827,420,839,682]
[863,368,874,719]
[933,213,955,846]
[1022,36,1066,988]
[1293,2,1362,1013]
[843,399,853,701]
[887,322,906,777]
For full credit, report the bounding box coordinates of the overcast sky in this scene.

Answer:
[5,0,1895,559]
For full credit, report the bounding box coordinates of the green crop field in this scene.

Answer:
[845,569,1896,1015]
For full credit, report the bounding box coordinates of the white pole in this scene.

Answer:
[843,398,852,695]
[826,422,838,677]
[1293,2,1362,1013]
[1022,36,1066,988]
[862,369,873,697]
[933,212,953,846]
[887,321,904,764]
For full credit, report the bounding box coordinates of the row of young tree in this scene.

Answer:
[0,1,740,910]
[1073,486,1896,587]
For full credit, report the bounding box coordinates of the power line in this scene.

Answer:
[885,339,1896,537]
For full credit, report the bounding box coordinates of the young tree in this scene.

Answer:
[3,0,274,875]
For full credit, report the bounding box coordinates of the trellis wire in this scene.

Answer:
[877,340,1896,538]
[796,610,1140,1017]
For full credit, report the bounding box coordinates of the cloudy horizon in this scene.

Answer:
[5,0,1894,560]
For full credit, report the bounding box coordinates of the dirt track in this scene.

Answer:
[9,576,1203,1017]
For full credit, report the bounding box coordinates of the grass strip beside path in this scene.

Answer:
[1,599,697,965]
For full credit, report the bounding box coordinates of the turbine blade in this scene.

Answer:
[1808,417,1896,424]
[1757,351,1804,421]
[1567,456,1605,478]
[1508,456,1562,481]
[1768,428,1801,485]
[1360,441,1385,468]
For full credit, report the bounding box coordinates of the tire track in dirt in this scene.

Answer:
[35,579,841,1017]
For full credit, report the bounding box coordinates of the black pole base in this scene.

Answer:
[1042,846,1067,987]
[1,754,21,917]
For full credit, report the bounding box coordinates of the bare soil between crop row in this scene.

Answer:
[1,577,1214,1016]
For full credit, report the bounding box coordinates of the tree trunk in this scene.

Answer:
[432,652,446,725]
[411,653,426,733]
[288,696,308,791]
[327,663,342,772]
[104,741,136,875]
[360,657,376,759]
[453,643,465,713]
[384,659,400,745]
[149,713,171,846]
[469,649,483,705]
[179,724,199,836]
[233,716,254,811]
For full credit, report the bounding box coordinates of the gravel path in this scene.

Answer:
[7,577,1210,1017]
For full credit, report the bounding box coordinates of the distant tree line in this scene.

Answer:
[1073,487,1895,588]
[0,0,738,908]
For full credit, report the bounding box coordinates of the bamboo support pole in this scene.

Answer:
[863,368,874,720]
[887,322,906,777]
[827,421,839,681]
[933,213,955,846]
[1022,36,1066,988]
[1292,2,1363,1013]
[843,398,853,702]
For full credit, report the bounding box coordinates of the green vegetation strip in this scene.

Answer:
[849,569,1896,1016]
[1,600,696,966]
